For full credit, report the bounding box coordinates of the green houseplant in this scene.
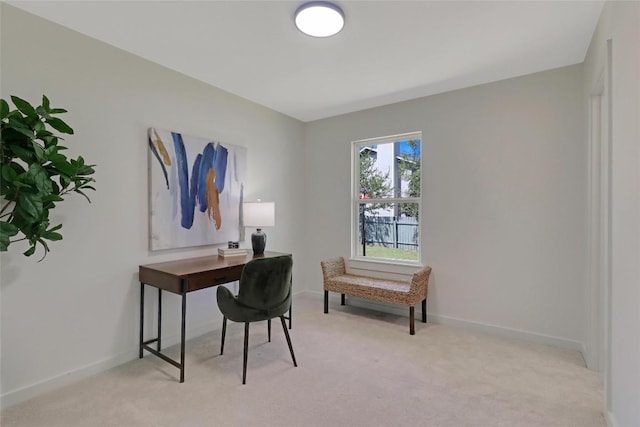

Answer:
[0,95,96,259]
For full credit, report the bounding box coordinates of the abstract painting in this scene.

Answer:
[148,127,246,250]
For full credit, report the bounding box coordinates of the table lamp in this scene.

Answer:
[243,201,275,255]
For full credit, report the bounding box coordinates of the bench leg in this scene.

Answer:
[324,290,329,314]
[422,298,427,323]
[409,306,415,335]
[341,293,345,305]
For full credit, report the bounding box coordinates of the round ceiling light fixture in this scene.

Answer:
[295,2,345,37]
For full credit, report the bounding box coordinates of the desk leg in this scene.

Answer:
[157,289,162,351]
[139,283,144,359]
[179,292,186,383]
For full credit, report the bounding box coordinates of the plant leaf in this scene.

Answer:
[1,221,22,251]
[0,221,19,237]
[36,106,51,120]
[0,222,19,251]
[0,99,9,120]
[47,223,63,232]
[0,236,9,251]
[74,189,92,203]
[59,175,71,190]
[12,181,32,190]
[5,124,34,139]
[1,164,18,183]
[31,141,46,162]
[10,145,37,163]
[17,192,43,221]
[43,231,62,241]
[42,135,57,147]
[37,238,50,252]
[33,120,46,133]
[49,155,77,176]
[46,117,74,134]
[27,164,53,193]
[2,95,95,260]
[42,194,64,203]
[23,245,36,257]
[11,96,37,118]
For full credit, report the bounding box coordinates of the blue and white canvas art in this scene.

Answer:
[148,127,246,250]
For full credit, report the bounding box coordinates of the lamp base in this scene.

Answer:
[251,229,267,255]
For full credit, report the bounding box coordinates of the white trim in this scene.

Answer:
[585,38,614,418]
[1,290,306,409]
[603,37,613,414]
[353,131,422,147]
[351,131,423,264]
[586,75,604,372]
[605,411,619,427]
[313,291,585,352]
[0,317,220,409]
[0,348,139,410]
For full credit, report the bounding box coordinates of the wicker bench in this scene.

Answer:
[320,257,432,335]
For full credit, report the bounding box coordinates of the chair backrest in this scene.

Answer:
[237,255,293,313]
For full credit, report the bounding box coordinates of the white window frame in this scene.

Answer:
[351,131,422,266]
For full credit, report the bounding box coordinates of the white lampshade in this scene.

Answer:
[243,202,275,228]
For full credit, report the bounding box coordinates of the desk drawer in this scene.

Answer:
[187,265,244,292]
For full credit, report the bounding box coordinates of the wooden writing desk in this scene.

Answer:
[139,251,291,382]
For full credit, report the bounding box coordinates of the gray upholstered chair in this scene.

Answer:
[216,254,297,384]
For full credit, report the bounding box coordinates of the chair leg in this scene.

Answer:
[341,293,345,305]
[324,290,329,313]
[220,316,227,355]
[409,306,415,335]
[268,319,271,342]
[243,322,250,384]
[280,316,297,367]
[422,299,427,323]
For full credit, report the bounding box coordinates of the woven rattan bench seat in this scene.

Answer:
[325,274,413,305]
[320,257,432,335]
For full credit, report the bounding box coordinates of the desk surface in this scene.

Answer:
[139,251,289,294]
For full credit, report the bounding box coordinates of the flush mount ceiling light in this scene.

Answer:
[295,2,345,37]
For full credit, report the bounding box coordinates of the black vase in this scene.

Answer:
[251,229,267,255]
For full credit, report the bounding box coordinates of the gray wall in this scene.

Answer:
[6,4,636,422]
[0,5,305,406]
[303,64,587,348]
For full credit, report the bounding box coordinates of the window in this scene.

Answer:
[352,132,422,263]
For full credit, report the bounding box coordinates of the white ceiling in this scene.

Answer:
[8,1,604,122]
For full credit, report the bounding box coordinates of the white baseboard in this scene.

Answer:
[0,319,220,410]
[1,349,138,410]
[312,290,584,352]
[581,342,589,367]
[1,289,583,409]
[1,290,308,410]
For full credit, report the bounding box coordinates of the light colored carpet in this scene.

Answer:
[2,293,604,427]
